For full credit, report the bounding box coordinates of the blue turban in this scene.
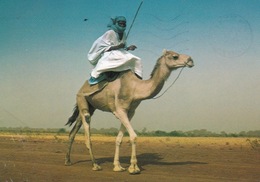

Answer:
[107,16,127,33]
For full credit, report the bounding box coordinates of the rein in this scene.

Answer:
[152,66,185,99]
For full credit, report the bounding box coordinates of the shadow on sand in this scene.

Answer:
[74,153,207,167]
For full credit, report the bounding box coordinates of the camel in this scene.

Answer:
[65,49,194,174]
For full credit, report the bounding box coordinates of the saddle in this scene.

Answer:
[80,72,120,96]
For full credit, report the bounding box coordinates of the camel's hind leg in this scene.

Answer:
[77,94,101,171]
[65,117,82,166]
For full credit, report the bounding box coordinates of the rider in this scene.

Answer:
[87,16,143,85]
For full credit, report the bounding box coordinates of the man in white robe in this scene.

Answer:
[87,16,143,84]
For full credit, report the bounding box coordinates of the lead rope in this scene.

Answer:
[152,67,185,99]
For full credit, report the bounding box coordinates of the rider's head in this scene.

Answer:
[108,16,127,33]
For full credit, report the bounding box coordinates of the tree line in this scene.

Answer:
[1,127,260,137]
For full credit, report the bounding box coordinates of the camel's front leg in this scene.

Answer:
[113,124,126,172]
[114,110,140,174]
[128,138,140,174]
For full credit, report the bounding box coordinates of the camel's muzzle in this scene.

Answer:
[186,57,194,68]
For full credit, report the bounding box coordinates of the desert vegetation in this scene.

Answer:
[1,127,260,137]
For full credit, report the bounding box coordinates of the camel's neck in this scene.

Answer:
[138,57,172,100]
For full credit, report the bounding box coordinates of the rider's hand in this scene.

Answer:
[108,43,125,51]
[126,45,137,51]
[117,43,126,49]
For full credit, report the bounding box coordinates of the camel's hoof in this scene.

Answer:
[65,160,72,166]
[128,164,140,174]
[92,163,102,171]
[113,165,126,172]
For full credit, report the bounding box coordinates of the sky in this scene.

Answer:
[0,0,259,133]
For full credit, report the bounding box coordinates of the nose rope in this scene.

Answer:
[152,66,185,99]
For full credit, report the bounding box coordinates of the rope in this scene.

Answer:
[152,67,185,99]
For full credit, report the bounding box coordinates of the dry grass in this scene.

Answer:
[0,132,257,150]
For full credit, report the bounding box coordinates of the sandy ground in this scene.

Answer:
[0,133,259,182]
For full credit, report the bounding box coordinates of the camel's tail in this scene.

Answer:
[65,105,79,127]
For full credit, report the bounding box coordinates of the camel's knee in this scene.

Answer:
[85,140,92,150]
[130,134,137,144]
[76,94,91,123]
[78,108,90,124]
[115,138,122,146]
[115,133,124,146]
[81,109,90,118]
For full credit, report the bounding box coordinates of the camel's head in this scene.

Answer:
[162,49,194,69]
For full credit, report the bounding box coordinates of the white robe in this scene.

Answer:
[88,30,143,78]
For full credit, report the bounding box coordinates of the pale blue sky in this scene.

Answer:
[0,0,259,132]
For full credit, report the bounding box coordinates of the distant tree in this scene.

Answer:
[229,133,238,137]
[58,128,66,133]
[246,130,260,137]
[220,131,228,137]
[154,130,167,136]
[142,127,147,134]
[169,130,184,136]
[238,131,246,137]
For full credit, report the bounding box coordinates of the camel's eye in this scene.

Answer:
[173,55,179,60]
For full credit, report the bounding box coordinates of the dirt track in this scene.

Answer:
[0,134,259,182]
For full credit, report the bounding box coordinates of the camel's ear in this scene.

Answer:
[162,49,168,55]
